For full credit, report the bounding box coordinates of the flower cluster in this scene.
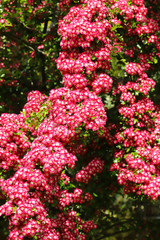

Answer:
[0,80,107,239]
[107,0,160,200]
[76,158,105,183]
[112,66,160,200]
[56,0,113,94]
[92,74,113,95]
[47,87,107,133]
[113,82,160,199]
[0,2,114,235]
[0,87,105,239]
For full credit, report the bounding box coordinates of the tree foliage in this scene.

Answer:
[0,0,160,239]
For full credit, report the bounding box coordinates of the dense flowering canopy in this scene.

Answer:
[0,0,160,239]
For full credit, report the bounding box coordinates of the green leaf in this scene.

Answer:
[13,207,17,213]
[93,193,98,197]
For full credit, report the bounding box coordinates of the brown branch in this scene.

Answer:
[96,229,132,240]
[8,17,40,35]
[1,30,46,56]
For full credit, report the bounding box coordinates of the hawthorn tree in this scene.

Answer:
[0,0,160,240]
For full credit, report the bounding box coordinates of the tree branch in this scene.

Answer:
[96,229,132,240]
[1,30,46,56]
[43,20,48,34]
[8,17,40,35]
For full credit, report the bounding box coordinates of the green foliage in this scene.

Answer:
[0,0,63,113]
